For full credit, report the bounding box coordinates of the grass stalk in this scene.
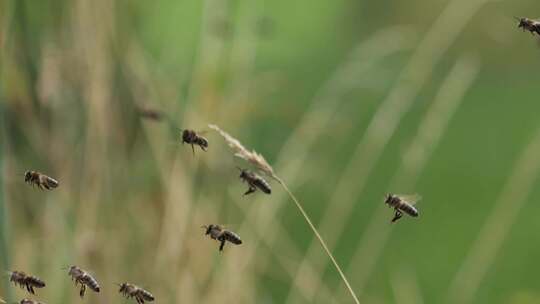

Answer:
[276,177,360,304]
[210,124,360,304]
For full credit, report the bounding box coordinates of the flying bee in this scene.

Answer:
[384,194,420,223]
[65,266,100,298]
[237,168,271,196]
[18,299,45,304]
[202,224,242,252]
[516,17,540,36]
[24,171,59,191]
[117,283,155,304]
[7,271,46,294]
[181,129,209,155]
[137,106,164,122]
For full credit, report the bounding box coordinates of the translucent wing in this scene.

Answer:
[395,194,422,205]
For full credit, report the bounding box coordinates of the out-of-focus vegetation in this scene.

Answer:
[2,0,540,303]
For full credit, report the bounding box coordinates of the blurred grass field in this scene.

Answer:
[2,0,540,303]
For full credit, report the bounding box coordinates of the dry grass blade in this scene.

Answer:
[210,124,360,304]
[445,126,540,304]
[208,124,276,178]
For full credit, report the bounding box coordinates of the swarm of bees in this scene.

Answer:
[8,271,46,295]
[15,115,425,304]
[238,168,272,196]
[118,283,155,304]
[516,17,540,36]
[24,171,58,191]
[66,266,101,298]
[202,224,243,252]
[384,194,420,223]
[181,129,209,154]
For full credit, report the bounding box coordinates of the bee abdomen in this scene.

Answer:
[44,177,59,189]
[253,178,271,194]
[223,230,242,245]
[82,275,100,292]
[139,289,155,301]
[399,203,419,217]
[27,276,46,288]
[196,137,209,148]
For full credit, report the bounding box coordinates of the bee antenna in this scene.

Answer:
[201,225,208,229]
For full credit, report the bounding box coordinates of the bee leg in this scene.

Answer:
[219,239,226,252]
[79,284,86,298]
[391,210,403,223]
[136,295,144,304]
[191,144,195,156]
[243,186,256,196]
[26,284,34,294]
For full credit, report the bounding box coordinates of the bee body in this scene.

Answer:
[203,224,243,252]
[8,271,46,295]
[517,17,540,35]
[118,283,155,304]
[137,107,163,121]
[384,194,419,223]
[24,171,58,191]
[19,299,45,304]
[181,129,209,154]
[239,169,271,195]
[67,266,100,298]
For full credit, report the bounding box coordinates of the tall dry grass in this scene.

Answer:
[2,0,537,303]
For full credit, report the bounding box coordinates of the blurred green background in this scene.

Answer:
[2,0,540,303]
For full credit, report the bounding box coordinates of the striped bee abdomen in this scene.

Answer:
[399,203,419,217]
[253,178,271,194]
[223,230,242,245]
[81,274,100,292]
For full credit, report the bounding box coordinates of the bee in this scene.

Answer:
[8,271,46,294]
[137,107,164,121]
[117,283,155,304]
[18,299,45,304]
[516,17,540,36]
[202,224,242,252]
[24,171,59,191]
[66,265,100,298]
[384,194,420,223]
[237,168,271,196]
[181,129,209,155]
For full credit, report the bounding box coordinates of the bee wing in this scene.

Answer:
[395,194,422,205]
